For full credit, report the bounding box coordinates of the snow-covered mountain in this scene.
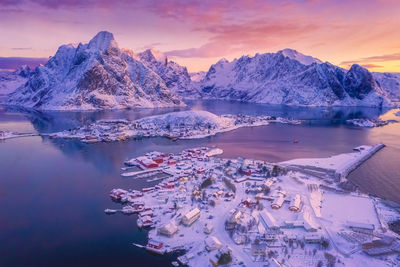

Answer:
[373,72,400,102]
[195,49,392,107]
[137,49,191,95]
[190,71,206,82]
[279,48,322,65]
[0,65,32,96]
[7,32,184,110]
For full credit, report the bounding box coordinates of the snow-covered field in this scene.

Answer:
[105,145,400,267]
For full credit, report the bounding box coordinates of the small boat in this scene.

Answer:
[293,139,299,144]
[104,209,117,214]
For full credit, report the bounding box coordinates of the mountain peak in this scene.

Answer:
[88,31,117,52]
[139,49,166,63]
[278,48,322,65]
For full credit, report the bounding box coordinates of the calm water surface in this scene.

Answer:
[0,100,399,266]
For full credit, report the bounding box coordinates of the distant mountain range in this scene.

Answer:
[193,49,395,107]
[1,31,399,110]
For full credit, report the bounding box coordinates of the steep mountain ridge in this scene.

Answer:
[137,49,192,96]
[195,50,392,107]
[7,31,184,110]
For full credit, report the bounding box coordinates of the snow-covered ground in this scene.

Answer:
[51,110,301,142]
[106,145,400,267]
[346,118,393,127]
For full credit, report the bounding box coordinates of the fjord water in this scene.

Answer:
[0,100,399,266]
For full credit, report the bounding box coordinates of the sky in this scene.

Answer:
[0,0,400,73]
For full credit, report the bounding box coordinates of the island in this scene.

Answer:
[51,110,301,143]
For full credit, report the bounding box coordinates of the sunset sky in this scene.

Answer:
[1,0,400,72]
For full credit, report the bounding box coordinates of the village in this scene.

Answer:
[49,110,301,143]
[105,146,400,267]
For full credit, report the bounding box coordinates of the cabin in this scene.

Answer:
[168,159,177,165]
[136,156,159,168]
[153,157,164,164]
[182,208,200,226]
[146,239,165,254]
[289,194,302,212]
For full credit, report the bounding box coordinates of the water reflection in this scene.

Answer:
[0,101,399,266]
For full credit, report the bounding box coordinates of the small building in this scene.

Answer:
[239,168,252,176]
[158,221,178,237]
[259,210,279,230]
[182,208,200,226]
[136,156,159,168]
[304,233,323,243]
[153,157,164,164]
[347,221,375,234]
[289,194,302,212]
[205,236,222,251]
[228,210,242,224]
[284,233,298,242]
[204,222,214,234]
[271,196,285,209]
[264,179,275,188]
[251,242,267,256]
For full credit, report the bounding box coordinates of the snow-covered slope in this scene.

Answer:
[190,71,206,82]
[373,72,400,102]
[196,50,392,107]
[136,110,232,129]
[279,48,322,65]
[7,32,184,110]
[137,49,191,95]
[0,66,32,96]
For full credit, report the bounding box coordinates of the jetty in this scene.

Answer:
[280,143,386,182]
[337,143,385,180]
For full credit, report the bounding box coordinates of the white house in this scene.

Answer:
[158,221,178,236]
[205,236,222,251]
[182,208,200,226]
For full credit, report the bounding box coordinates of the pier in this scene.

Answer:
[337,143,385,181]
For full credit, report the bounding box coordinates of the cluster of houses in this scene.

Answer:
[104,146,400,266]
